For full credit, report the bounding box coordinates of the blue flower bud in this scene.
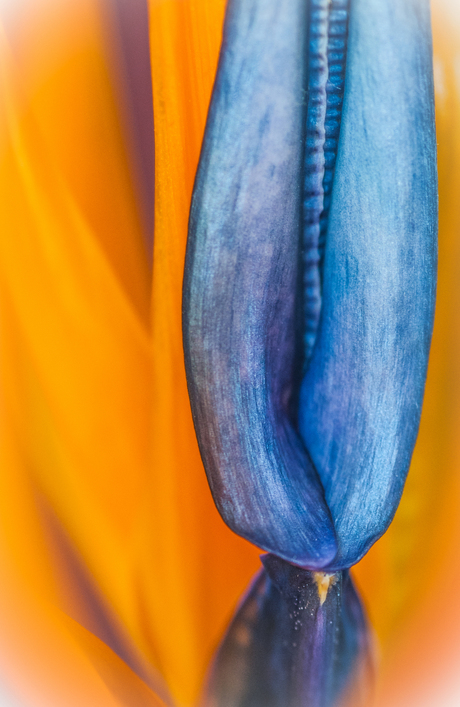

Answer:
[183,0,437,570]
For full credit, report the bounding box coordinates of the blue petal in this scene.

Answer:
[203,555,372,707]
[298,0,437,569]
[183,0,337,568]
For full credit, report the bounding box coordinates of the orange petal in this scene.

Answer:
[0,4,162,702]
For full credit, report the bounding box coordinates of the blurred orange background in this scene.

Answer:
[0,0,459,705]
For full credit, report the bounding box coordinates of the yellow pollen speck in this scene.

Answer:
[313,572,338,606]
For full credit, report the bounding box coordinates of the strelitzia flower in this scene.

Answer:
[0,0,458,706]
[183,0,436,703]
